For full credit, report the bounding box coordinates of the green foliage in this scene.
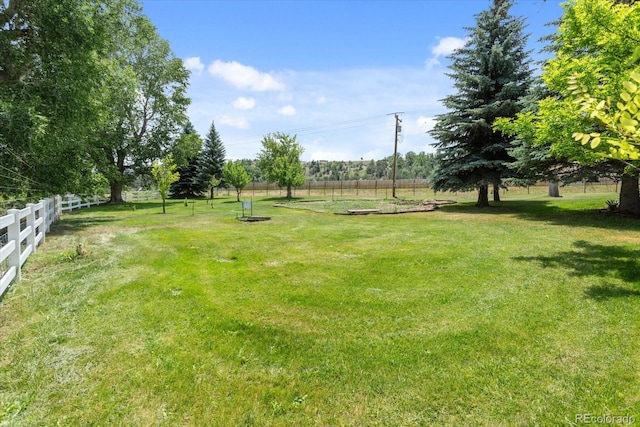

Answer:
[540,0,640,157]
[0,0,140,197]
[77,173,109,199]
[429,0,533,207]
[89,12,190,203]
[151,154,179,213]
[302,152,436,181]
[605,199,620,211]
[170,122,206,198]
[237,159,264,182]
[207,175,222,199]
[197,121,226,198]
[497,0,640,209]
[223,160,251,201]
[170,157,205,199]
[257,132,305,199]
[171,122,203,169]
[570,69,640,160]
[0,1,190,201]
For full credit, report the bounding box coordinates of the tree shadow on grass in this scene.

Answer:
[439,199,640,232]
[50,216,120,235]
[259,196,305,203]
[583,285,640,300]
[513,240,640,300]
[72,201,167,213]
[50,201,169,233]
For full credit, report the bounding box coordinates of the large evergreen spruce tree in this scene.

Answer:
[197,121,226,199]
[429,0,533,207]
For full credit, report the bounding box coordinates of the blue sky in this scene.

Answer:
[140,0,564,161]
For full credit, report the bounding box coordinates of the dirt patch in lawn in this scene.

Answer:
[273,199,456,215]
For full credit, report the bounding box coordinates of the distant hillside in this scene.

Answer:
[238,151,436,182]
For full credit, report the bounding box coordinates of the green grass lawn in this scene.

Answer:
[1,193,639,426]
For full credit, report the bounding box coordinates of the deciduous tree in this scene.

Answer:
[510,0,640,213]
[0,0,139,197]
[151,154,179,214]
[223,161,251,202]
[257,132,305,199]
[91,14,189,203]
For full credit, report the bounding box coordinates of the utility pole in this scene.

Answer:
[388,112,403,198]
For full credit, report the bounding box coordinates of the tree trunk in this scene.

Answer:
[162,198,166,214]
[493,185,500,202]
[619,173,640,214]
[210,187,214,199]
[286,185,292,200]
[476,185,490,208]
[548,181,560,197]
[236,190,241,202]
[110,181,124,203]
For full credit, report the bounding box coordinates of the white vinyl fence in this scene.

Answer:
[0,195,106,299]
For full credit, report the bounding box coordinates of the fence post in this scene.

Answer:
[55,195,62,221]
[7,209,21,282]
[25,204,36,254]
[45,198,52,233]
[38,199,47,245]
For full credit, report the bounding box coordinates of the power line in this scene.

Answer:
[0,144,33,169]
[223,113,396,147]
[0,165,46,190]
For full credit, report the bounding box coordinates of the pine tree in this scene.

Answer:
[169,122,206,198]
[429,0,533,207]
[197,121,226,199]
[170,157,204,198]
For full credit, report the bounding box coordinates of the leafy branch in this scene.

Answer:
[569,69,640,161]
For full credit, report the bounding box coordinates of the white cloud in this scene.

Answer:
[403,115,437,136]
[185,64,451,160]
[432,36,466,57]
[425,36,466,70]
[218,115,250,129]
[232,97,256,110]
[277,105,296,116]
[208,60,285,91]
[184,57,205,76]
[420,116,438,132]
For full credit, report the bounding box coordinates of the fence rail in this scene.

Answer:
[0,195,106,299]
[61,195,107,212]
[123,190,160,202]
[231,178,620,198]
